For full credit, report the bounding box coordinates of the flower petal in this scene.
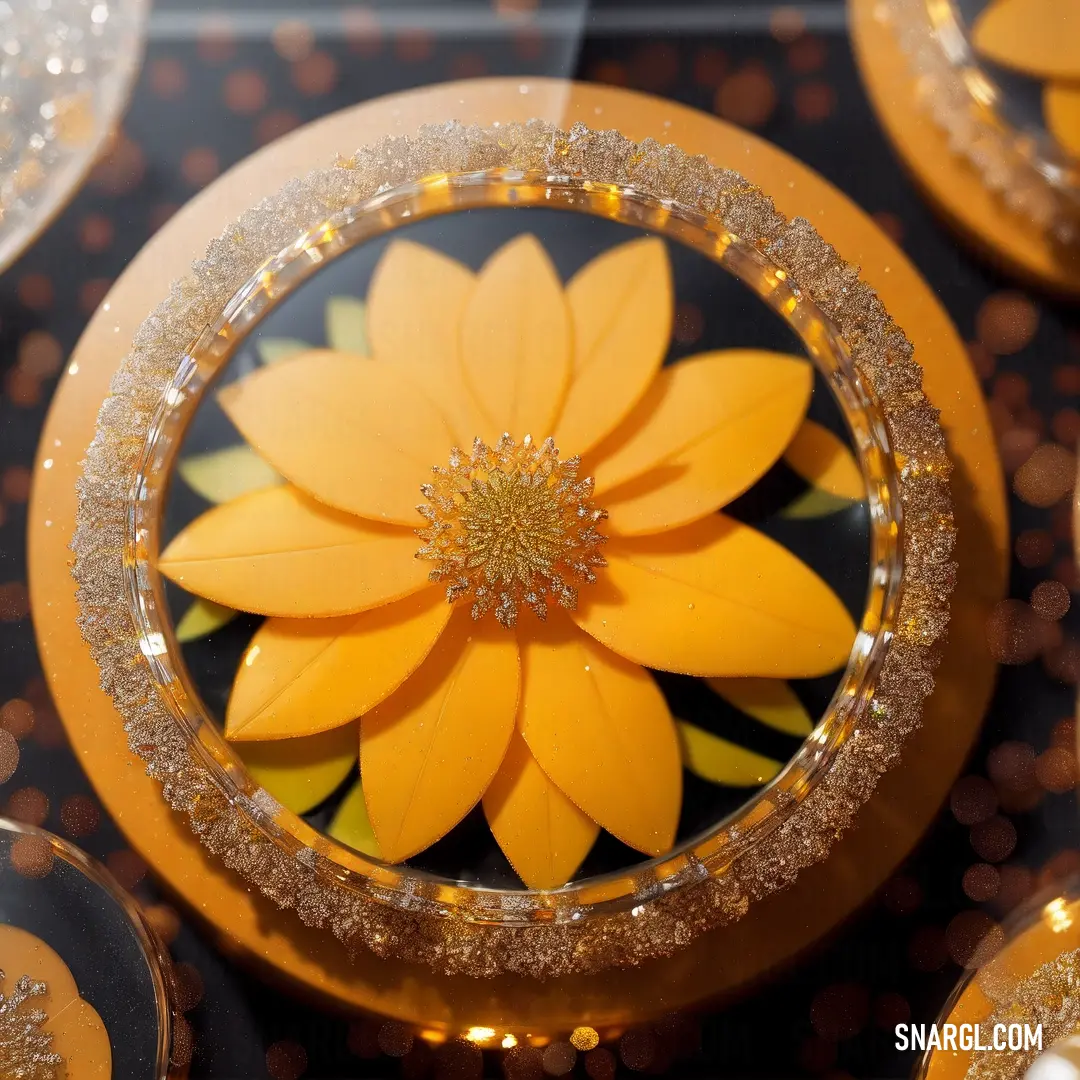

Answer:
[237,722,357,814]
[519,619,681,857]
[159,485,431,617]
[217,351,454,526]
[175,598,237,642]
[325,296,370,355]
[328,779,381,858]
[226,588,450,740]
[973,0,1080,81]
[178,444,282,504]
[483,731,600,890]
[460,234,572,441]
[783,419,864,500]
[553,237,673,455]
[572,515,856,677]
[367,240,482,443]
[678,721,782,787]
[590,351,813,535]
[1046,83,1080,158]
[257,337,311,365]
[706,677,814,737]
[361,610,519,863]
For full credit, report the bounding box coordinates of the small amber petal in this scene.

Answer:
[328,779,381,858]
[237,722,357,815]
[572,515,856,678]
[361,611,519,863]
[590,351,813,535]
[461,234,572,440]
[1046,83,1080,158]
[367,239,482,443]
[159,485,431,617]
[783,419,864,501]
[175,598,237,642]
[226,588,450,740]
[519,619,681,857]
[553,237,673,455]
[973,0,1080,81]
[706,677,814,737]
[678,721,783,787]
[178,444,281,504]
[217,351,453,526]
[325,296,369,355]
[483,731,600,890]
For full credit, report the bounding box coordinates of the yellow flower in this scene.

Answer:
[159,235,855,889]
[973,0,1080,158]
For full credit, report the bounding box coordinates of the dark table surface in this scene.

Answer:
[2,1,1079,1077]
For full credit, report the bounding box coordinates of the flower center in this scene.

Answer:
[416,434,608,629]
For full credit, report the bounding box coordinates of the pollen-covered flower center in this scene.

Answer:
[416,434,608,629]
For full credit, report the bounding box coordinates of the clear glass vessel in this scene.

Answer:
[0,817,177,1078]
[122,170,903,927]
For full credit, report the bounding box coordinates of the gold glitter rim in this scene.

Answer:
[71,121,955,978]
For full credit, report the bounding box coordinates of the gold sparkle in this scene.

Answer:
[0,970,62,1080]
[416,434,607,629]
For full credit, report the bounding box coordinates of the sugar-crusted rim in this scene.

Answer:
[71,121,955,978]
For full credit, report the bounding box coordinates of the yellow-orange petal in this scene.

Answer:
[553,237,673,456]
[0,927,111,1079]
[225,588,451,740]
[328,779,380,857]
[1047,83,1080,158]
[158,485,431,618]
[460,234,572,441]
[572,515,856,678]
[706,677,814,737]
[217,351,453,526]
[236,722,358,815]
[519,619,681,857]
[678,721,783,787]
[973,0,1080,81]
[783,419,865,501]
[366,239,482,443]
[590,351,813,535]
[361,610,519,863]
[483,731,600,890]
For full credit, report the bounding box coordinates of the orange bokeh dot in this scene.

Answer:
[794,81,836,122]
[59,794,100,837]
[256,110,302,147]
[715,64,777,128]
[224,69,269,115]
[788,35,827,74]
[17,273,54,311]
[291,51,338,97]
[79,214,114,253]
[265,1040,307,1080]
[5,786,49,827]
[78,278,113,316]
[395,29,434,63]
[180,147,220,188]
[976,292,1039,355]
[149,57,188,99]
[272,19,315,62]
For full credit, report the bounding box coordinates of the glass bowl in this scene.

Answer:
[73,122,953,978]
[0,0,148,273]
[0,817,178,1078]
[883,0,1080,244]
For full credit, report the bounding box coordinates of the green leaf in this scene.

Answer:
[175,598,237,642]
[325,296,369,355]
[706,677,814,737]
[780,488,858,519]
[238,724,358,816]
[677,721,783,787]
[178,445,282,504]
[257,337,312,365]
[328,778,381,857]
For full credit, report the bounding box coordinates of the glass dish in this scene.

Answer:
[130,176,895,904]
[0,817,177,1078]
[883,0,1080,243]
[0,0,148,273]
[70,122,952,977]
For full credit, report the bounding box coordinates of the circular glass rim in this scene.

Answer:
[889,0,1080,227]
[0,0,150,275]
[0,815,176,1079]
[124,169,903,921]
